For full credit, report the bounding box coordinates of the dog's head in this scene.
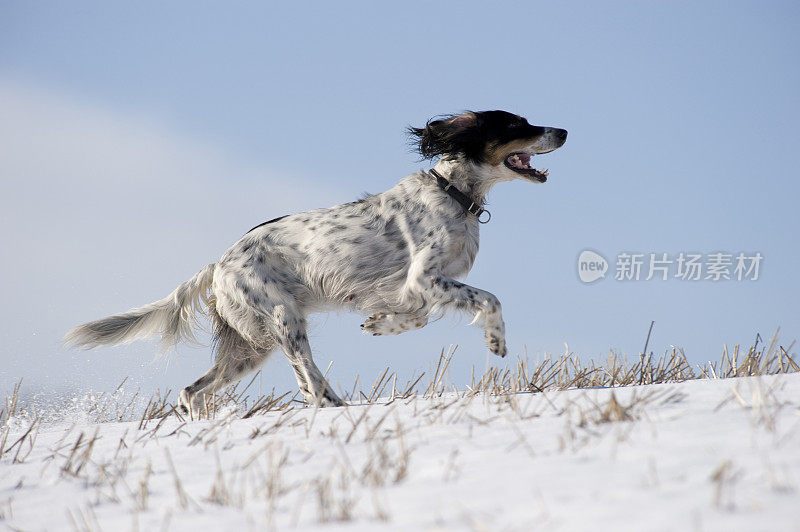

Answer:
[409,110,567,183]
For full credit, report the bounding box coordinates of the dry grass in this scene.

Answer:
[1,329,796,427]
[710,459,741,509]
[466,328,796,398]
[0,327,796,529]
[0,497,12,521]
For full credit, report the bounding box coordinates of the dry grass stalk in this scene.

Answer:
[135,459,152,511]
[0,497,12,521]
[60,428,100,478]
[206,450,238,507]
[0,380,22,426]
[313,466,356,524]
[2,416,40,463]
[710,459,740,509]
[66,504,101,532]
[164,448,193,511]
[579,392,637,426]
[424,345,457,398]
[726,378,786,432]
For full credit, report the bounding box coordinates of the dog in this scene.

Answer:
[65,110,567,415]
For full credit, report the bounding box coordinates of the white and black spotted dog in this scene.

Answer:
[66,110,567,414]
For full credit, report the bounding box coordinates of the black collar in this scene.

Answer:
[429,168,492,223]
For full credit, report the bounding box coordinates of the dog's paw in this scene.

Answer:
[484,317,507,357]
[486,332,507,357]
[361,313,428,336]
[178,389,204,419]
[321,393,346,408]
[361,313,390,336]
[304,387,347,408]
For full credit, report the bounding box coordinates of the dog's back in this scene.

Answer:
[215,172,479,316]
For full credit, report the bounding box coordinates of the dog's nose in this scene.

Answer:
[554,128,568,142]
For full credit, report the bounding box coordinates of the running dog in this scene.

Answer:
[65,110,567,414]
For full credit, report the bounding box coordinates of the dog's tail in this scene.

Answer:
[64,263,216,352]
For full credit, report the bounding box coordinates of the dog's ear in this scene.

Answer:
[407,112,482,161]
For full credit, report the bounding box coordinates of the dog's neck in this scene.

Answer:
[433,156,509,207]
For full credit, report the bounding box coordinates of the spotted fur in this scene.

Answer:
[65,110,567,415]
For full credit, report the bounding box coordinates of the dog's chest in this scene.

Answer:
[387,185,481,278]
[439,218,479,278]
[397,204,479,278]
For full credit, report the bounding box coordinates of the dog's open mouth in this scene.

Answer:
[504,152,549,182]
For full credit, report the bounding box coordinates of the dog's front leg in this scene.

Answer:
[418,275,507,357]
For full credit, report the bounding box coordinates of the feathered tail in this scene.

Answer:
[64,263,216,352]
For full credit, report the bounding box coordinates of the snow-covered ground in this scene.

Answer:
[1,373,799,531]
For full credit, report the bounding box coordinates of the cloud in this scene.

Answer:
[0,79,330,395]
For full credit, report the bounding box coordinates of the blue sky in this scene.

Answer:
[1,1,798,398]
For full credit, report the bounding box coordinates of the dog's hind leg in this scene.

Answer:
[271,304,345,407]
[179,317,274,417]
[360,312,428,336]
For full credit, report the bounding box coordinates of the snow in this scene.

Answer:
[1,374,799,531]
